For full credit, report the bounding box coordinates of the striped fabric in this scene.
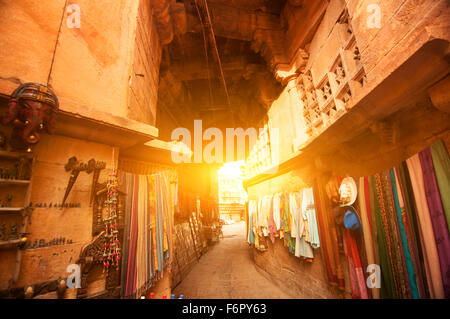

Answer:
[122,171,172,298]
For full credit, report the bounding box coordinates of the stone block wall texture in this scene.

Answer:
[0,0,161,127]
[253,238,345,299]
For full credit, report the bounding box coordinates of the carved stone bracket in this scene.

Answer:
[252,29,309,85]
[151,0,187,46]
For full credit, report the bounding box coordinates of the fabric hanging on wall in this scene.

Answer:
[268,196,277,243]
[313,178,345,290]
[122,171,172,298]
[368,175,397,298]
[397,163,430,298]
[302,188,320,249]
[430,140,450,232]
[393,167,423,297]
[290,191,314,259]
[390,168,419,299]
[125,174,139,297]
[406,155,444,298]
[120,173,133,298]
[418,148,450,298]
[309,140,450,299]
[343,228,368,299]
[273,193,281,231]
[155,174,165,272]
[375,172,409,298]
[281,192,290,236]
[358,177,379,298]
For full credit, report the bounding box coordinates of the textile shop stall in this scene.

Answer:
[118,158,177,299]
[246,139,450,299]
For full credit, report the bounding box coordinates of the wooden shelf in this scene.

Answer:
[0,207,24,213]
[0,239,22,250]
[0,150,33,159]
[0,179,31,185]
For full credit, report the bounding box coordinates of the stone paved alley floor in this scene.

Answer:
[173,222,294,299]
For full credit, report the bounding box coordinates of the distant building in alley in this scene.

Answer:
[218,162,247,221]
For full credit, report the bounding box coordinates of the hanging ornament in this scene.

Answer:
[102,169,121,272]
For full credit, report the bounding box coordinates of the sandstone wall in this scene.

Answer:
[0,132,117,293]
[0,0,161,128]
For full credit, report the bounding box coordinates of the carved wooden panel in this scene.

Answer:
[76,231,121,299]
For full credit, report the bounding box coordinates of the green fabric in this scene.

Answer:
[369,176,396,298]
[390,168,419,298]
[430,139,450,232]
[398,162,430,298]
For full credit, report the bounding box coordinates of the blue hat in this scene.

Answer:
[343,206,362,232]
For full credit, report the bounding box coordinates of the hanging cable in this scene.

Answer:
[194,0,236,126]
[194,1,215,121]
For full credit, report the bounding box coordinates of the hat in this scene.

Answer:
[343,206,362,232]
[339,177,357,206]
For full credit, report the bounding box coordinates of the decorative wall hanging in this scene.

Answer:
[62,157,102,206]
[2,83,59,152]
[92,182,125,236]
[62,157,88,206]
[102,170,121,272]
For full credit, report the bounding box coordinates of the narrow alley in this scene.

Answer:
[0,0,449,303]
[173,222,293,299]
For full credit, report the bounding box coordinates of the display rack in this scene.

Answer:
[0,149,35,288]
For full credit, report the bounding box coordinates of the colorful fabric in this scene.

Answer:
[273,193,281,231]
[359,177,379,298]
[390,168,419,298]
[123,171,172,298]
[369,175,397,298]
[302,188,320,249]
[398,162,430,298]
[406,154,445,298]
[419,148,450,298]
[343,228,368,299]
[430,139,450,232]
[313,178,345,290]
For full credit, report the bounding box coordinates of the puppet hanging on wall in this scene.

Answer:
[2,83,59,152]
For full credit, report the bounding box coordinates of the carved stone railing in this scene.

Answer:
[295,9,367,148]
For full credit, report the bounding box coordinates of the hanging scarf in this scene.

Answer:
[390,168,419,298]
[302,188,320,249]
[419,148,450,298]
[268,195,277,243]
[397,163,430,298]
[430,139,450,232]
[358,177,379,298]
[120,172,133,298]
[343,228,368,299]
[273,193,281,231]
[369,175,397,298]
[406,154,445,298]
[313,178,345,290]
[374,172,408,298]
[125,174,139,297]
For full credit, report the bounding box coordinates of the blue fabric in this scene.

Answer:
[389,168,419,299]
